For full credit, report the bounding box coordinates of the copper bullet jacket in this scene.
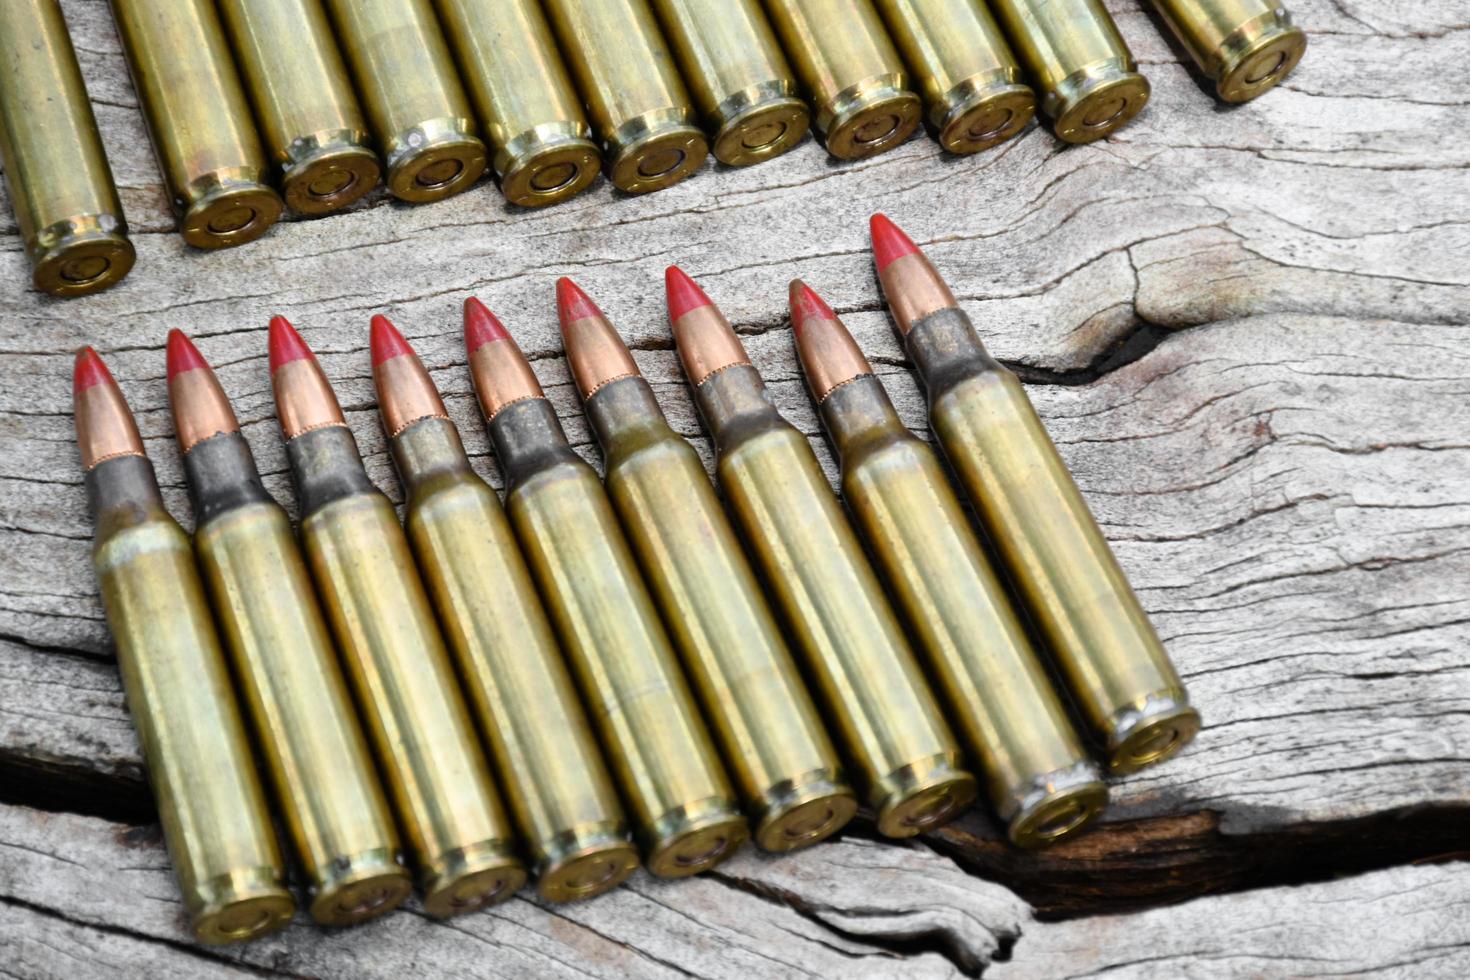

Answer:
[1148,0,1307,103]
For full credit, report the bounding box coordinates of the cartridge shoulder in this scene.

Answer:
[605,430,703,486]
[93,514,193,571]
[195,499,291,547]
[409,470,500,521]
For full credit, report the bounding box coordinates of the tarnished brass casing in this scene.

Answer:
[542,0,709,193]
[109,0,283,248]
[323,0,486,202]
[688,364,976,837]
[87,455,293,944]
[1149,0,1307,102]
[0,0,134,296]
[650,0,809,166]
[183,432,410,924]
[217,0,381,215]
[581,376,857,851]
[873,0,1036,153]
[988,0,1150,142]
[481,396,747,875]
[763,0,922,160]
[391,416,639,901]
[287,425,525,915]
[434,0,601,206]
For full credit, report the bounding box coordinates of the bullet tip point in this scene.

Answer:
[165,330,208,381]
[73,346,114,396]
[665,266,714,322]
[870,213,921,271]
[556,276,602,326]
[789,280,836,336]
[370,314,414,366]
[464,297,511,350]
[268,316,314,372]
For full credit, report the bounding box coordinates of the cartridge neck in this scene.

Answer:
[391,416,475,498]
[818,375,911,464]
[584,376,671,457]
[285,425,380,518]
[904,308,1009,403]
[693,364,794,458]
[183,432,276,527]
[487,398,584,494]
[86,455,168,535]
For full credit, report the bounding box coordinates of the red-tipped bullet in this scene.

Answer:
[464,301,545,421]
[789,280,839,337]
[788,281,873,403]
[166,330,240,453]
[464,297,510,350]
[166,330,210,381]
[73,345,116,396]
[665,266,714,324]
[73,347,144,470]
[371,316,447,436]
[267,319,344,440]
[869,215,958,337]
[869,214,922,272]
[556,277,603,325]
[269,315,315,372]
[556,280,639,401]
[370,314,415,366]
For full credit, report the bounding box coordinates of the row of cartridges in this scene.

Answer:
[73,215,1199,945]
[3,0,1306,296]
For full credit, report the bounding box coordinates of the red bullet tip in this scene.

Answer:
[556,277,602,325]
[268,316,314,372]
[370,314,415,366]
[73,347,115,396]
[464,296,511,350]
[789,280,837,336]
[665,266,714,323]
[165,330,209,381]
[870,213,921,271]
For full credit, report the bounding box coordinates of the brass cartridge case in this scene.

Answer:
[542,0,709,193]
[988,0,1150,143]
[217,0,381,215]
[763,0,922,160]
[1149,0,1306,102]
[0,0,134,296]
[434,0,601,207]
[873,0,1036,153]
[108,0,283,248]
[323,0,486,202]
[650,0,809,166]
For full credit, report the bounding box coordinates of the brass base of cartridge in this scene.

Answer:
[1107,691,1201,775]
[935,72,1036,155]
[874,755,978,839]
[282,130,382,216]
[645,799,749,878]
[538,824,640,903]
[1004,762,1108,849]
[30,214,136,297]
[753,772,858,853]
[606,109,709,194]
[309,847,412,926]
[499,122,602,207]
[1215,18,1307,103]
[711,82,810,167]
[384,117,487,204]
[421,840,528,917]
[1048,62,1150,144]
[818,74,923,161]
[180,169,284,250]
[190,867,295,945]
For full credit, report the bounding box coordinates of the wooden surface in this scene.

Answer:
[3,0,1468,976]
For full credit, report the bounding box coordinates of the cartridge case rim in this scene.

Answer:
[644,799,750,878]
[874,754,978,838]
[1216,19,1308,103]
[308,848,413,926]
[605,110,709,194]
[1048,62,1151,144]
[752,772,859,853]
[383,117,487,204]
[31,215,135,297]
[281,130,382,216]
[711,81,810,167]
[420,839,529,917]
[935,73,1037,155]
[498,122,602,207]
[179,170,283,250]
[537,827,641,902]
[190,866,295,945]
[1004,762,1108,849]
[817,75,923,160]
[1107,690,1201,774]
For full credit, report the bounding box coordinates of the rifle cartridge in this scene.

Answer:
[371,315,638,902]
[872,0,1036,153]
[323,0,486,203]
[75,348,293,944]
[987,0,1149,143]
[763,0,922,160]
[665,268,977,837]
[542,0,709,193]
[109,0,282,248]
[870,214,1200,773]
[269,318,525,915]
[561,280,856,852]
[217,0,380,215]
[166,332,410,925]
[433,0,601,207]
[465,300,747,875]
[649,0,809,166]
[1148,0,1306,102]
[789,283,1106,847]
[0,0,134,296]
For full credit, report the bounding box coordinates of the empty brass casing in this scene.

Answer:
[217,0,381,215]
[650,0,809,166]
[763,0,922,160]
[323,0,486,202]
[0,0,134,296]
[434,0,601,206]
[988,0,1150,142]
[109,0,283,248]
[391,415,639,901]
[542,0,709,193]
[1148,0,1306,102]
[873,0,1037,153]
